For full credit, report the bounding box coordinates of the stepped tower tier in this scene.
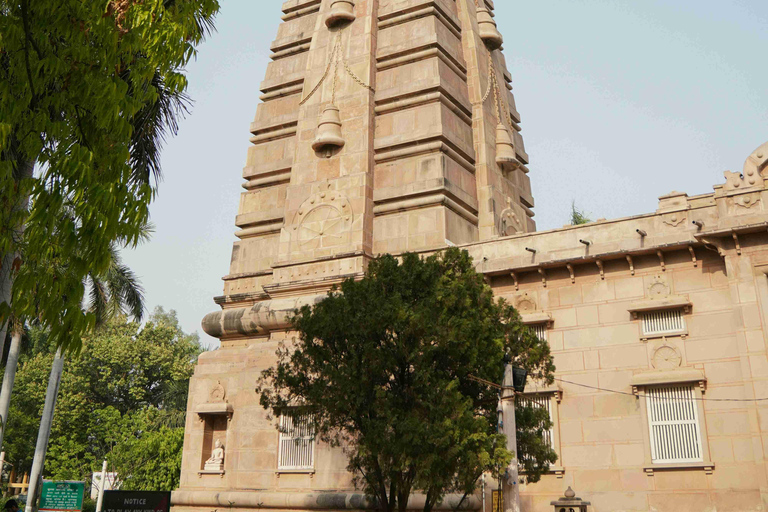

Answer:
[200,0,534,340]
[206,0,533,322]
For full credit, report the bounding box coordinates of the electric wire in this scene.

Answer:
[468,374,768,403]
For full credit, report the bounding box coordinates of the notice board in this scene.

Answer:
[39,481,85,512]
[102,491,171,512]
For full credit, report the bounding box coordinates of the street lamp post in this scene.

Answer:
[500,354,527,512]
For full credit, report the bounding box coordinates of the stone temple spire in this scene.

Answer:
[203,0,534,337]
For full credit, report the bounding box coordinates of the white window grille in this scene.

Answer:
[641,309,685,337]
[278,413,315,470]
[529,323,548,341]
[645,385,703,464]
[518,394,554,451]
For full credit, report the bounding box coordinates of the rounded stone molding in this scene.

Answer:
[202,295,326,338]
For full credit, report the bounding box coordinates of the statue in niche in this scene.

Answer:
[498,198,520,237]
[204,439,225,471]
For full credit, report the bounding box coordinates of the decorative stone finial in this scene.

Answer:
[477,6,503,50]
[312,105,345,154]
[564,487,576,499]
[325,0,355,28]
[495,123,519,172]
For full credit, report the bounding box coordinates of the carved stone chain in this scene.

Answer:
[300,28,374,106]
[481,52,512,128]
[331,37,341,104]
[300,33,341,106]
[481,55,494,103]
[488,53,501,124]
[343,56,375,94]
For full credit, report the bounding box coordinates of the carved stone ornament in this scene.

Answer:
[662,212,687,227]
[515,292,537,313]
[292,183,353,250]
[733,193,761,209]
[648,275,671,298]
[210,380,226,403]
[652,344,683,370]
[724,167,764,192]
[498,198,521,237]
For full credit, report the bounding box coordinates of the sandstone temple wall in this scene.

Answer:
[174,0,768,510]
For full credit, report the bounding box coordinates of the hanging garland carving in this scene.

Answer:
[480,52,520,173]
[300,27,375,156]
[300,30,375,107]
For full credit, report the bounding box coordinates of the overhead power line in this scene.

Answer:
[555,377,768,403]
[468,374,768,403]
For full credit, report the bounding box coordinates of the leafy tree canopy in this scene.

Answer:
[0,0,219,351]
[258,249,556,512]
[2,307,201,490]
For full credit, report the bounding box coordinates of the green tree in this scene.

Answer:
[3,308,200,489]
[258,249,556,512]
[0,0,219,352]
[570,201,592,225]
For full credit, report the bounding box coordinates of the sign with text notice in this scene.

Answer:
[102,491,171,512]
[39,481,85,512]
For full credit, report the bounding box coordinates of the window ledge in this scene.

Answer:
[198,470,225,477]
[196,402,234,416]
[628,296,691,318]
[644,462,714,475]
[276,468,316,475]
[520,466,565,479]
[641,330,688,342]
[520,312,553,326]
[548,466,565,478]
[631,368,706,391]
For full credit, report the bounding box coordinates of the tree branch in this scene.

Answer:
[19,0,38,104]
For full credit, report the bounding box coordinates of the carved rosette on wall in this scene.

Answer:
[291,183,353,252]
[648,275,671,298]
[652,344,683,370]
[514,292,537,313]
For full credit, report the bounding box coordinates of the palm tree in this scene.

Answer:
[86,233,150,328]
[25,236,148,510]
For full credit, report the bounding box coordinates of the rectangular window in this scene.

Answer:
[278,413,315,470]
[529,323,548,341]
[645,385,703,464]
[641,309,685,337]
[518,394,554,451]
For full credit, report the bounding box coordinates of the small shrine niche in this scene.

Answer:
[196,380,233,476]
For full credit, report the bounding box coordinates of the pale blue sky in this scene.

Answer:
[124,0,768,346]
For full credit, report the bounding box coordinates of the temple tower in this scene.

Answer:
[181,0,533,507]
[215,0,533,311]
